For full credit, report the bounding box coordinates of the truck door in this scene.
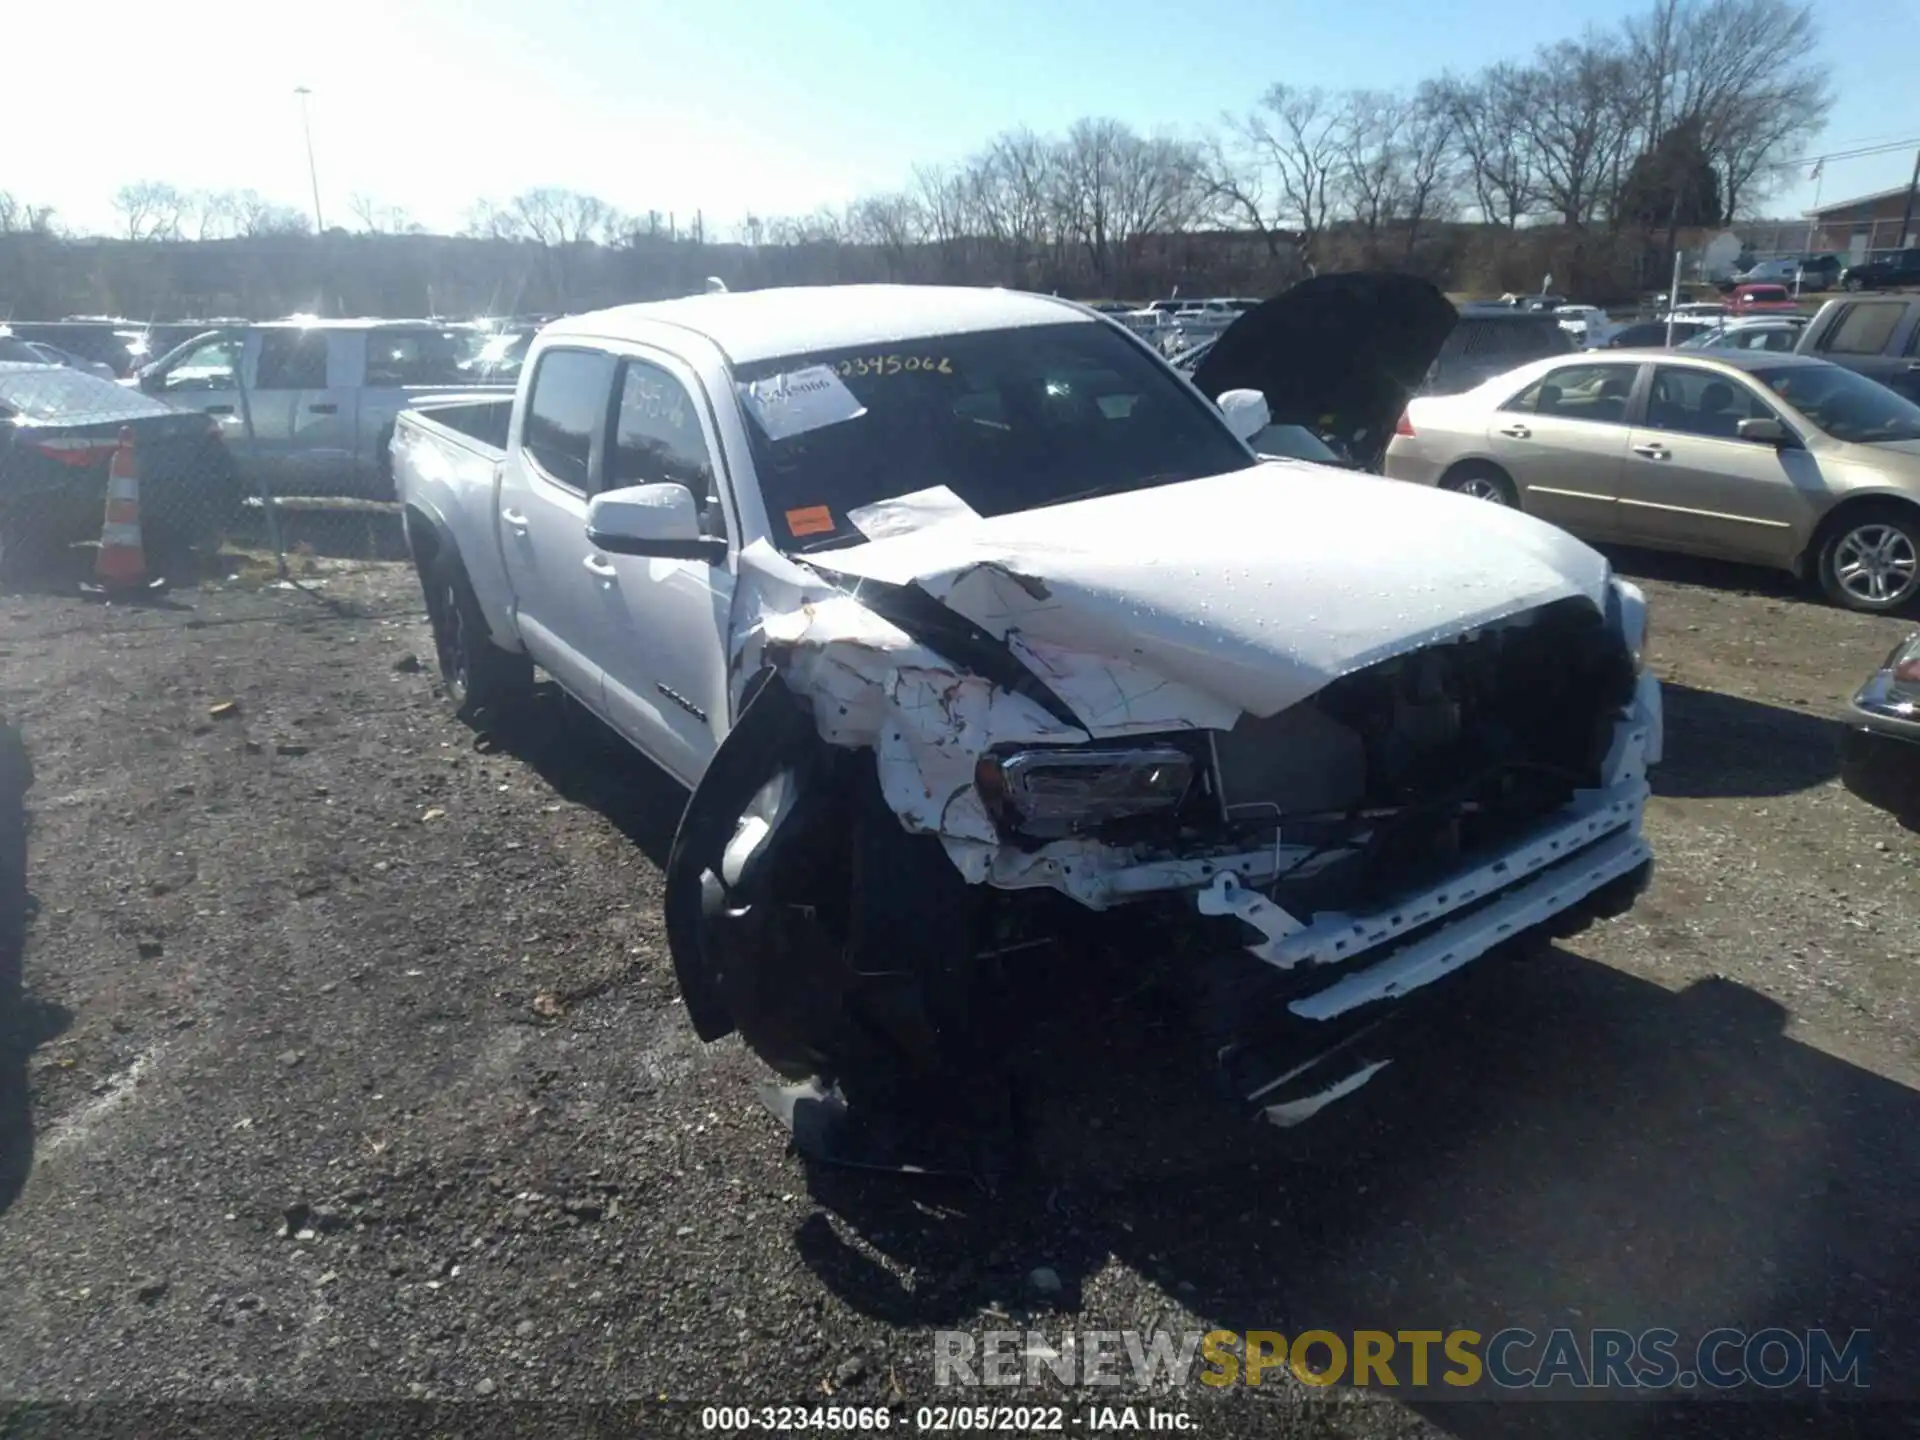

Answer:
[251,328,352,496]
[144,332,248,460]
[593,354,736,787]
[496,345,619,708]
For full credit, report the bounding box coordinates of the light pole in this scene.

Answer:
[294,86,324,233]
[1796,158,1824,297]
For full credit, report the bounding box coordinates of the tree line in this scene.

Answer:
[0,0,1829,319]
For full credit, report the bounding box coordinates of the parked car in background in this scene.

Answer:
[1728,283,1801,316]
[1798,254,1843,291]
[390,280,1659,1164]
[0,336,118,379]
[131,320,513,498]
[1605,320,1715,348]
[0,361,240,576]
[1382,349,1920,613]
[1734,257,1801,285]
[1841,248,1920,292]
[1839,631,1920,826]
[1677,317,1807,354]
[1555,305,1622,349]
[1793,296,1920,404]
[1173,281,1570,469]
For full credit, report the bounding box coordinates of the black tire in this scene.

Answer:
[1439,462,1519,507]
[422,550,533,718]
[1816,503,1920,614]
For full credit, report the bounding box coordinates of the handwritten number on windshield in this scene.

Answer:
[836,355,952,377]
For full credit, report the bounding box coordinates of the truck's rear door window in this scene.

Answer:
[523,348,616,492]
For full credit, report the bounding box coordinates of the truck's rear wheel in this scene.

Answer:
[423,552,532,719]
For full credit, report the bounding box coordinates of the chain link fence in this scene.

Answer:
[0,319,529,598]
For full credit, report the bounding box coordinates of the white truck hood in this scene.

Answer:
[811,462,1613,719]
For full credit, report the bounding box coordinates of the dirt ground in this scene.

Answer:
[0,538,1915,1438]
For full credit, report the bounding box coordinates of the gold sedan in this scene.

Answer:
[1382,350,1920,613]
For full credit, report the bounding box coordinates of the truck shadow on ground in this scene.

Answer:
[1598,545,1824,610]
[0,722,73,1220]
[472,683,686,870]
[1654,682,1844,799]
[792,946,1917,1435]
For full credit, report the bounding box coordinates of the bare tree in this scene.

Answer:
[113,182,188,241]
[463,200,525,241]
[1643,0,1830,216]
[1520,38,1639,227]
[511,188,621,248]
[1334,90,1410,249]
[0,193,57,235]
[1435,66,1539,228]
[350,192,416,234]
[227,191,311,238]
[1234,85,1343,272]
[1398,83,1460,257]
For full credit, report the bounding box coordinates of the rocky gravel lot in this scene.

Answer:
[0,546,1915,1439]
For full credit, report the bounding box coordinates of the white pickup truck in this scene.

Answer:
[392,282,1662,1173]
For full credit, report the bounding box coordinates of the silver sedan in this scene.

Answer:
[1382,350,1920,614]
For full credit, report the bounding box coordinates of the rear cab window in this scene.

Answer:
[365,328,480,388]
[1820,304,1903,356]
[521,348,618,492]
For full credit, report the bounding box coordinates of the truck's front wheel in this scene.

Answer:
[423,551,532,719]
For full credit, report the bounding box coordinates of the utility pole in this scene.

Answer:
[1900,147,1920,250]
[294,87,324,234]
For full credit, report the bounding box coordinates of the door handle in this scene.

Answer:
[1632,443,1670,459]
[307,402,339,414]
[1905,362,1920,373]
[204,404,234,415]
[583,554,618,581]
[500,508,529,530]
[1498,424,1531,438]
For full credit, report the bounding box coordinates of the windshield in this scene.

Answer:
[730,321,1251,552]
[1754,364,1920,444]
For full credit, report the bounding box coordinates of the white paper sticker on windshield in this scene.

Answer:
[846,485,983,541]
[739,365,867,442]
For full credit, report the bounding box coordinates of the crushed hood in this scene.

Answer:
[1190,273,1457,459]
[809,462,1612,721]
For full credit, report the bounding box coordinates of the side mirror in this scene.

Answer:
[1216,388,1270,443]
[1736,417,1788,446]
[585,482,727,563]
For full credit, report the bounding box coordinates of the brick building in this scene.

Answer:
[1805,181,1920,260]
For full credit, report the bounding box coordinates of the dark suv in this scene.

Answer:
[1424,309,1575,394]
[1841,248,1920,292]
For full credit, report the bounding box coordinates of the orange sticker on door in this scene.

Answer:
[785,505,835,536]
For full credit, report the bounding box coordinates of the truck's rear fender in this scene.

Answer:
[392,407,523,655]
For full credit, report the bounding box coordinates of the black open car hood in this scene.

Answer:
[1189,272,1457,465]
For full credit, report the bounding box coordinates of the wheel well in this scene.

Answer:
[1439,457,1515,488]
[1801,494,1920,575]
[403,505,443,569]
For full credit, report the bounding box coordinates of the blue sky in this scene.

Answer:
[16,0,1919,237]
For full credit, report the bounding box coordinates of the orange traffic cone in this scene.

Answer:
[81,428,166,599]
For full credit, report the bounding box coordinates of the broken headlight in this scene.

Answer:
[1608,577,1651,674]
[975,746,1193,839]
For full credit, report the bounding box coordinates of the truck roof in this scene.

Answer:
[545,284,1090,365]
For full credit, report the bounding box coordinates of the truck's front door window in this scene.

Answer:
[608,360,727,540]
[731,321,1249,553]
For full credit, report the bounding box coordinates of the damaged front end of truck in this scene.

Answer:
[662,471,1662,1179]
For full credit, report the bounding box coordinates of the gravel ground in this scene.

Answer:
[0,545,1915,1439]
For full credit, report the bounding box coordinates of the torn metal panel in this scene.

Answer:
[812,463,1614,718]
